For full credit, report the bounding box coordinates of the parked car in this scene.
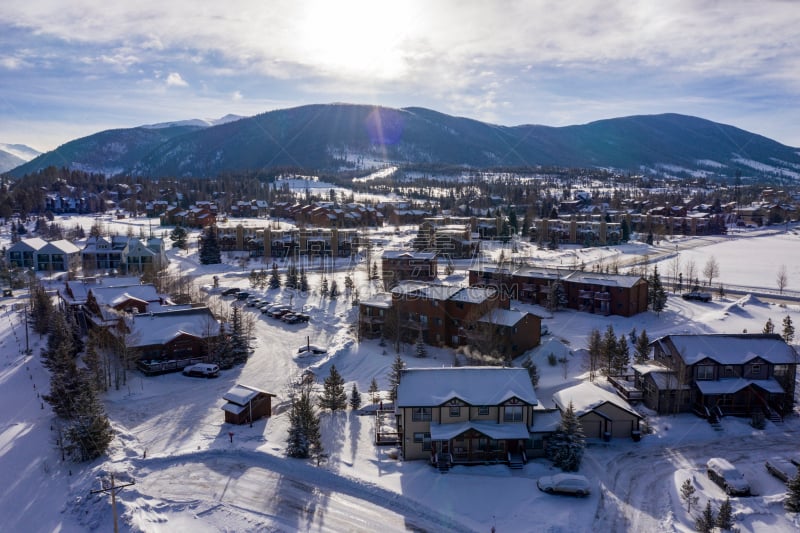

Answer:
[537,474,591,496]
[235,291,250,300]
[682,291,712,302]
[765,457,797,483]
[293,313,311,322]
[182,363,220,378]
[707,458,751,496]
[246,297,262,307]
[267,306,291,318]
[281,313,302,324]
[221,287,240,296]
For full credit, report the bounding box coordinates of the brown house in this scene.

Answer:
[359,281,540,358]
[469,266,649,317]
[222,384,276,425]
[638,334,797,419]
[381,250,438,288]
[396,367,538,469]
[553,382,642,440]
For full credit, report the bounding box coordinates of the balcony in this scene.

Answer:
[579,290,594,299]
[594,292,611,301]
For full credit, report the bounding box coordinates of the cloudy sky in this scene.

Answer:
[2,0,800,152]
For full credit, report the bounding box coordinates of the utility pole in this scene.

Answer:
[90,473,135,533]
[24,304,30,355]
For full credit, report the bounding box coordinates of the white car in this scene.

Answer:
[537,474,591,496]
[707,458,750,496]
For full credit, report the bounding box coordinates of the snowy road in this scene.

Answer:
[130,450,476,532]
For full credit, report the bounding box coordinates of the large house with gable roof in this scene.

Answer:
[634,334,797,420]
[396,367,539,469]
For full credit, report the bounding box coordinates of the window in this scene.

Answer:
[413,432,431,451]
[750,364,761,376]
[420,314,428,325]
[724,365,734,377]
[478,406,490,415]
[412,407,432,422]
[696,365,714,380]
[449,405,461,417]
[504,405,523,422]
[774,364,789,377]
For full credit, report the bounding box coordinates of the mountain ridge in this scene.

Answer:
[6,104,800,180]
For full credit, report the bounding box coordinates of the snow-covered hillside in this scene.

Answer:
[1,215,800,532]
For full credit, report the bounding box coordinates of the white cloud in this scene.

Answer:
[166,72,188,87]
[232,91,243,102]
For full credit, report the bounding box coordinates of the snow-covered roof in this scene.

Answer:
[553,381,641,419]
[655,334,797,365]
[90,284,162,307]
[381,251,437,260]
[391,281,462,301]
[126,307,219,347]
[449,286,497,304]
[429,420,531,441]
[564,271,644,289]
[8,237,48,252]
[695,378,786,395]
[222,384,273,406]
[478,308,529,327]
[532,338,572,360]
[39,239,81,254]
[360,293,392,308]
[530,408,562,433]
[396,367,537,407]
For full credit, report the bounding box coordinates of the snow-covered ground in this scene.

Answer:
[2,215,800,532]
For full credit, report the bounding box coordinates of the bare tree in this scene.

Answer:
[777,264,789,294]
[685,259,697,289]
[703,256,720,287]
[669,253,682,292]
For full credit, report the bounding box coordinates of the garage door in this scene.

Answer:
[580,420,602,439]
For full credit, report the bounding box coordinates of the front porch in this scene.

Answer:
[428,421,530,470]
[695,378,789,418]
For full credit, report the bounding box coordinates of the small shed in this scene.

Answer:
[553,381,642,440]
[222,384,275,425]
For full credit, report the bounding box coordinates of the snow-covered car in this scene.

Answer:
[182,363,220,378]
[221,287,240,296]
[536,474,591,496]
[765,457,797,483]
[246,297,262,307]
[267,306,291,318]
[707,458,750,496]
[296,344,327,357]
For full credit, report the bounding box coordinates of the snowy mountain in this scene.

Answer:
[140,114,245,129]
[6,105,800,180]
[0,142,41,172]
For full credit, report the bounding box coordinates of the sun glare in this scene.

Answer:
[296,0,414,80]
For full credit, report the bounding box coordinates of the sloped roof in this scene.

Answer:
[429,420,531,441]
[655,334,797,365]
[125,307,220,347]
[382,250,438,260]
[90,284,162,307]
[8,237,48,252]
[553,381,641,419]
[223,384,273,406]
[478,308,530,327]
[39,239,80,254]
[397,367,537,407]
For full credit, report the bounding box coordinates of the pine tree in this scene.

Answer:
[388,354,405,402]
[782,315,795,344]
[680,478,699,513]
[613,334,630,375]
[649,265,667,314]
[299,267,309,293]
[602,325,617,375]
[286,384,322,459]
[521,356,540,387]
[368,377,379,404]
[285,262,298,289]
[64,375,114,461]
[320,277,329,297]
[763,318,775,334]
[269,263,281,289]
[349,383,362,410]
[329,279,339,299]
[83,330,106,392]
[257,268,267,290]
[588,327,603,381]
[716,497,733,531]
[169,226,188,250]
[694,500,716,533]
[547,401,586,472]
[370,261,379,281]
[415,332,427,358]
[634,329,651,364]
[199,226,221,264]
[547,280,566,311]
[249,269,259,289]
[229,307,250,365]
[42,335,82,419]
[31,284,54,335]
[344,273,354,292]
[785,465,800,512]
[319,365,348,411]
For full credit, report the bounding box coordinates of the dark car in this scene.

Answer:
[682,291,712,302]
[221,287,240,296]
[235,291,250,300]
[281,313,302,324]
[269,308,292,318]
